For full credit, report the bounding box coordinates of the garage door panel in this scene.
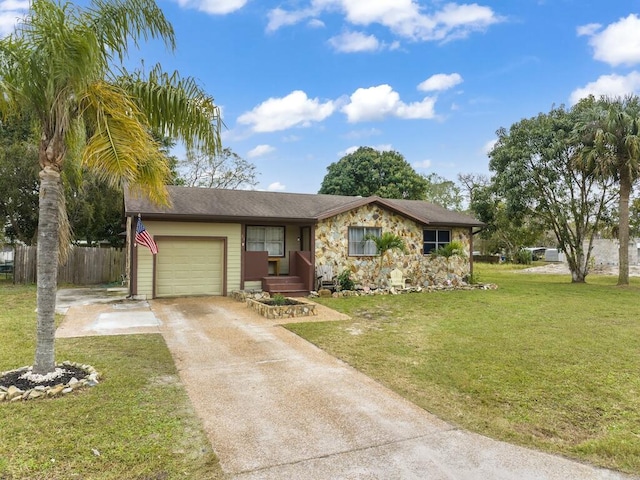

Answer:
[155,238,223,297]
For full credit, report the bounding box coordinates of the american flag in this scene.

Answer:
[135,218,158,255]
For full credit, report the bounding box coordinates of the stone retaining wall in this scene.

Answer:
[246,297,317,319]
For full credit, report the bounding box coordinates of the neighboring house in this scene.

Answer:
[585,238,640,266]
[124,186,484,298]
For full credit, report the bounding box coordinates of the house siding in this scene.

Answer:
[315,204,472,287]
[134,220,241,297]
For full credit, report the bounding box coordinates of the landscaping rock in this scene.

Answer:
[0,362,100,402]
[7,386,23,400]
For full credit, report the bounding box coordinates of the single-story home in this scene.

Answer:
[124,186,484,298]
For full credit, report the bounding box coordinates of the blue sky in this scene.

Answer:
[3,1,640,194]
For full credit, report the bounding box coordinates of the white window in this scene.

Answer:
[423,229,451,254]
[348,227,381,256]
[246,226,285,256]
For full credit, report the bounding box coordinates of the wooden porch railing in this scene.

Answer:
[289,251,313,292]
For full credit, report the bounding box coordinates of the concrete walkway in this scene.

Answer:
[146,296,634,480]
[57,291,636,479]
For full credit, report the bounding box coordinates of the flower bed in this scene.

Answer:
[246,297,317,319]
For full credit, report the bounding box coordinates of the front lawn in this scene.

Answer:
[286,264,640,475]
[0,281,223,480]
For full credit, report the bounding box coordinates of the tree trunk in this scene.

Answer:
[567,243,588,283]
[618,168,631,286]
[33,166,61,374]
[571,268,587,283]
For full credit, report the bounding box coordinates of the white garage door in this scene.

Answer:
[155,238,224,297]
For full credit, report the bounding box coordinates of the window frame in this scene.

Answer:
[348,226,381,257]
[423,229,451,255]
[245,225,286,257]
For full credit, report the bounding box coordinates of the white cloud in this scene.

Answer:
[418,73,463,92]
[570,72,640,105]
[267,1,502,43]
[576,22,600,37]
[342,85,400,122]
[329,31,380,52]
[238,90,336,132]
[395,97,437,119]
[341,145,360,156]
[267,181,286,191]
[282,134,301,142]
[308,18,325,28]
[413,159,432,169]
[373,143,393,152]
[247,144,275,158]
[582,14,640,67]
[342,84,436,122]
[175,0,247,15]
[0,0,28,37]
[344,127,382,139]
[482,139,497,155]
[267,7,314,32]
[340,144,392,156]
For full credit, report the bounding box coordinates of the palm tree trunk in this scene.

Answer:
[34,166,60,374]
[618,167,631,286]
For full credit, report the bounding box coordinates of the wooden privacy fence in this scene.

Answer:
[14,245,125,285]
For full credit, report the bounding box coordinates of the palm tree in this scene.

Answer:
[0,0,221,374]
[366,232,407,283]
[575,95,640,286]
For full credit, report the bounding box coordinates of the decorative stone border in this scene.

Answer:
[321,282,498,297]
[0,361,100,402]
[246,297,317,319]
[232,283,497,318]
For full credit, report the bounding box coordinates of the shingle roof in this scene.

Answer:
[124,186,483,227]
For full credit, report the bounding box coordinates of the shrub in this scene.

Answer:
[271,293,287,305]
[337,270,355,291]
[432,241,465,258]
[514,249,533,265]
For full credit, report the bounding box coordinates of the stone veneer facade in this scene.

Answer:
[315,204,472,288]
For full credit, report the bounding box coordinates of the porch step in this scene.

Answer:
[262,276,309,297]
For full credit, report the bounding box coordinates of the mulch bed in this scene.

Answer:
[0,365,88,391]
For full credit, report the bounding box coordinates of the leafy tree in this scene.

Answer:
[574,95,640,285]
[489,103,616,282]
[468,180,548,259]
[0,0,221,374]
[180,147,258,189]
[423,173,463,210]
[65,175,125,247]
[0,115,39,244]
[457,173,489,211]
[319,147,428,199]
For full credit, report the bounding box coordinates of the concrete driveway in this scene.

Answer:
[144,296,634,480]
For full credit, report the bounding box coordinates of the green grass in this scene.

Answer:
[286,264,640,475]
[0,280,223,480]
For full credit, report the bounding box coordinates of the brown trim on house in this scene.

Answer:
[152,252,157,299]
[310,224,316,271]
[131,230,138,296]
[240,222,246,291]
[128,213,314,226]
[316,196,431,226]
[468,227,474,276]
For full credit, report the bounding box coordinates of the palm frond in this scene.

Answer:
[80,80,170,204]
[87,0,175,62]
[118,63,222,153]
